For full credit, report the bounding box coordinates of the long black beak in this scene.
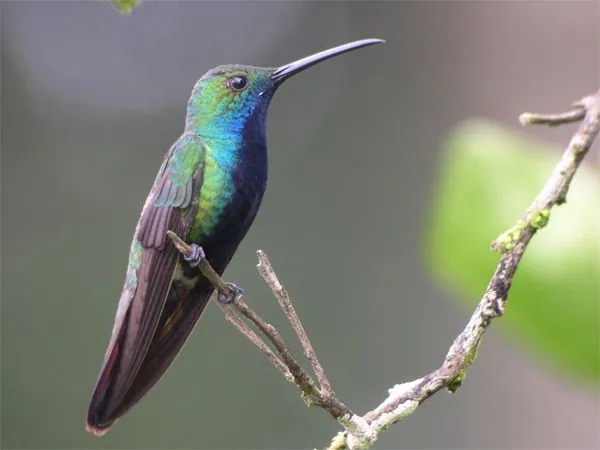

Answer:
[271,38,385,85]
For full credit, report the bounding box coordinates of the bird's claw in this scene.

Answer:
[181,243,241,303]
[217,282,243,304]
[184,244,205,267]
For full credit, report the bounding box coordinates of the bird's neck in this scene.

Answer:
[182,124,266,183]
[184,93,268,148]
[184,91,269,181]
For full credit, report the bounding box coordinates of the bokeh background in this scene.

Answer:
[2,1,598,449]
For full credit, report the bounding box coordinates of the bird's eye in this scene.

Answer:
[227,75,248,92]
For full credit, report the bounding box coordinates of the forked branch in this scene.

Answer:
[166,231,356,429]
[256,250,333,395]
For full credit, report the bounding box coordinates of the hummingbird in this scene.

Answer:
[86,38,384,435]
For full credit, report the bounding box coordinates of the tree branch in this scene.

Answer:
[325,90,600,449]
[256,250,333,395]
[168,90,599,450]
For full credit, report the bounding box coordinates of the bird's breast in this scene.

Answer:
[188,145,267,244]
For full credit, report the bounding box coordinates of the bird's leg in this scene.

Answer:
[184,244,243,303]
[166,230,244,305]
[183,243,205,267]
[217,282,243,304]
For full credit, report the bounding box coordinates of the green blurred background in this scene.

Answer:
[1,2,598,449]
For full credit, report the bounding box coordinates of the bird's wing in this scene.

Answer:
[110,273,218,422]
[87,133,205,433]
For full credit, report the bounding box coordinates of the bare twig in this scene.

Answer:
[215,301,292,380]
[232,295,354,420]
[519,102,585,126]
[257,250,333,394]
[166,233,354,423]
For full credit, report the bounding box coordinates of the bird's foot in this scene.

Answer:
[184,243,206,267]
[217,282,244,304]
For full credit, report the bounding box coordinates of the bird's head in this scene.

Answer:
[185,39,384,142]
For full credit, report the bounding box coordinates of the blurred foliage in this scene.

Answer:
[110,0,140,15]
[425,120,599,383]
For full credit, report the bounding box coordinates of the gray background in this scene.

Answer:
[2,1,598,449]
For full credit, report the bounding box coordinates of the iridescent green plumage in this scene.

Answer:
[87,39,384,436]
[190,149,234,240]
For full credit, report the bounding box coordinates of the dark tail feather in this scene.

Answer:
[85,319,129,435]
[86,242,182,435]
[87,281,214,433]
